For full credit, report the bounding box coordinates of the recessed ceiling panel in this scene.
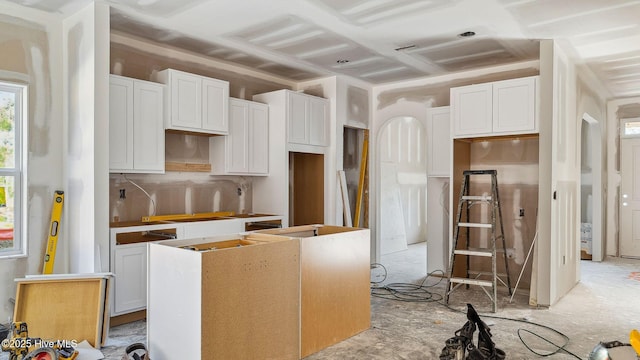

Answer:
[110,0,207,17]
[503,0,640,39]
[313,0,461,26]
[406,36,537,72]
[110,9,323,81]
[4,0,93,14]
[228,15,428,82]
[360,66,425,83]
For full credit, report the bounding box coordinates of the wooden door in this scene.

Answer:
[290,152,324,226]
[620,137,640,257]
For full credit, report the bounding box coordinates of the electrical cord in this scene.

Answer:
[123,174,157,216]
[371,265,445,302]
[371,265,584,359]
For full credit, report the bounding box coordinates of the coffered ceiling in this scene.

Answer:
[6,0,640,98]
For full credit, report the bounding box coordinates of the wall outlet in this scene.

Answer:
[519,208,525,217]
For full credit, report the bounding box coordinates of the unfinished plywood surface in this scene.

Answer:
[300,227,371,357]
[291,152,324,226]
[200,239,300,360]
[14,277,109,347]
[452,140,471,278]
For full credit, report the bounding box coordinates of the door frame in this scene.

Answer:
[619,117,640,258]
[580,113,604,261]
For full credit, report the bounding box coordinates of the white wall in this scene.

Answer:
[62,1,110,272]
[534,40,607,307]
[0,2,64,321]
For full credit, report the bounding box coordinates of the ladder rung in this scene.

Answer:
[468,270,508,278]
[449,277,493,287]
[458,222,492,228]
[461,195,492,201]
[463,170,497,176]
[454,249,493,257]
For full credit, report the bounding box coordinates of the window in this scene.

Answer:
[0,82,25,257]
[621,117,640,138]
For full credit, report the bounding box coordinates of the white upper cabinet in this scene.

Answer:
[427,106,451,176]
[287,91,329,146]
[492,77,537,134]
[451,83,492,137]
[156,69,229,135]
[109,75,164,173]
[210,98,269,176]
[451,76,538,138]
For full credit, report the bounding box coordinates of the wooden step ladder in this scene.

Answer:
[444,170,512,312]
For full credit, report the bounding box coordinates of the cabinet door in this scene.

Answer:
[133,81,164,172]
[249,103,269,174]
[308,97,328,146]
[427,106,451,176]
[288,93,308,144]
[202,77,229,134]
[451,83,492,137]
[114,244,147,314]
[169,70,202,130]
[227,99,249,173]
[109,76,134,171]
[493,77,536,134]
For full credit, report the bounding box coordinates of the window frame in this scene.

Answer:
[0,81,27,258]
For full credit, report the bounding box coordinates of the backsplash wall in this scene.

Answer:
[109,172,252,223]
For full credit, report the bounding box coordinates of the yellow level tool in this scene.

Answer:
[141,211,236,223]
[43,190,64,274]
[354,131,369,228]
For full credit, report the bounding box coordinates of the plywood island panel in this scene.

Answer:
[148,226,370,359]
[256,225,371,357]
[147,234,300,360]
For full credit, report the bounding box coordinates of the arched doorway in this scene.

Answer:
[377,116,428,255]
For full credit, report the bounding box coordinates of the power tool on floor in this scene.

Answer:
[588,329,640,360]
[0,322,78,360]
[439,304,505,360]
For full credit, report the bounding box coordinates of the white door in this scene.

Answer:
[227,100,249,173]
[288,92,308,144]
[249,103,269,174]
[308,97,328,146]
[202,77,229,133]
[114,244,147,314]
[620,137,640,258]
[109,76,134,171]
[133,80,164,172]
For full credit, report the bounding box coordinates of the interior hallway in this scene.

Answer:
[14,242,635,360]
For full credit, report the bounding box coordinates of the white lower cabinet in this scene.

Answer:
[113,244,147,314]
[110,219,246,316]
